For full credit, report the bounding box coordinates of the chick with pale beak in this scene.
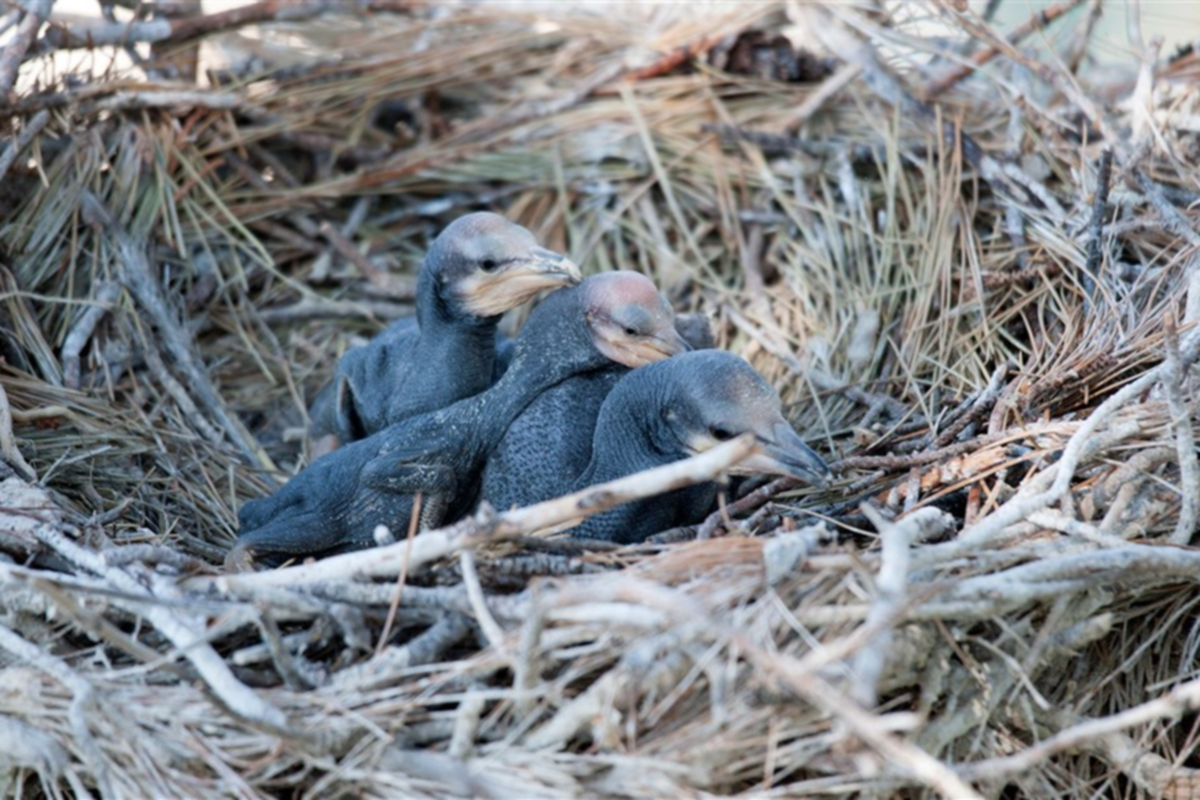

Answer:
[564,349,831,544]
[450,244,581,317]
[479,271,692,511]
[308,212,581,448]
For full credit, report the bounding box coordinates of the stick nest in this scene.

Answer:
[2,2,1199,797]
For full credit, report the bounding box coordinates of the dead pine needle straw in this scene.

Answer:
[2,2,1200,797]
[376,491,422,655]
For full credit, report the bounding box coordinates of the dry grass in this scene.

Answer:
[2,1,1200,797]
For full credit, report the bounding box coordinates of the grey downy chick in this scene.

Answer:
[308,212,580,447]
[569,350,831,544]
[480,286,698,511]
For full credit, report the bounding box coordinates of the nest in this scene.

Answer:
[2,2,1200,797]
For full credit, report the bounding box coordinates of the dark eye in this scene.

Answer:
[711,426,734,442]
[623,326,638,337]
[480,259,499,272]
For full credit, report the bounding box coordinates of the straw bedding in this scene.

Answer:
[1,1,1199,797]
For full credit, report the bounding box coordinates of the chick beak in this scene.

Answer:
[606,324,692,367]
[527,247,582,286]
[624,326,691,367]
[649,324,692,359]
[461,248,582,316]
[738,422,832,488]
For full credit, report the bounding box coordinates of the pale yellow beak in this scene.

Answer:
[457,249,582,316]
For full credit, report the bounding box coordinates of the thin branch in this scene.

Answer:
[376,492,421,655]
[448,690,487,760]
[924,0,1086,99]
[850,505,954,707]
[623,31,727,82]
[0,0,51,100]
[959,674,1200,782]
[0,107,48,185]
[932,363,1014,448]
[61,281,120,390]
[30,522,295,739]
[1163,319,1199,545]
[255,611,320,690]
[330,612,472,691]
[40,0,416,51]
[460,550,506,650]
[256,298,415,325]
[85,88,250,113]
[1133,168,1200,248]
[834,422,1060,472]
[0,378,36,482]
[696,476,797,538]
[194,435,758,592]
[1082,148,1113,298]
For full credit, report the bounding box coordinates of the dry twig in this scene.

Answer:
[41,0,416,50]
[198,436,757,591]
[0,0,50,99]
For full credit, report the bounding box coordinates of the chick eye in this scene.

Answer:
[711,426,735,442]
[480,259,499,272]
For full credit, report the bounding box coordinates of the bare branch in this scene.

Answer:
[61,281,120,390]
[0,107,48,185]
[851,506,954,707]
[924,0,1086,99]
[959,675,1200,783]
[1134,168,1200,248]
[195,436,758,592]
[331,612,472,691]
[1163,320,1199,545]
[29,522,295,738]
[460,550,506,650]
[0,377,36,482]
[0,0,50,100]
[41,1,416,51]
